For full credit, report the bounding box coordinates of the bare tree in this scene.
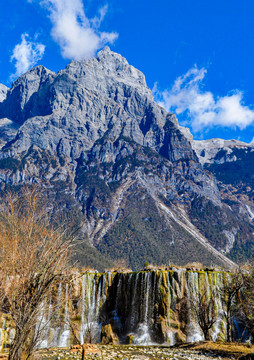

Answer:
[0,187,74,360]
[191,290,217,340]
[238,265,254,341]
[221,270,243,342]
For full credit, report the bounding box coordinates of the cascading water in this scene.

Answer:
[58,284,71,347]
[34,301,50,349]
[0,269,239,349]
[80,273,102,344]
[185,271,204,342]
[132,272,152,345]
[51,282,63,347]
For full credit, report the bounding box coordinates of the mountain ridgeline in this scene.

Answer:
[0,47,253,270]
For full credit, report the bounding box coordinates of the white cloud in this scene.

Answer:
[91,4,108,29]
[10,33,45,79]
[40,0,118,60]
[155,66,254,132]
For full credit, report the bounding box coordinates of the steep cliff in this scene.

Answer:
[0,48,252,269]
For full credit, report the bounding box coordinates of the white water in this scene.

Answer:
[132,272,152,345]
[80,273,102,344]
[58,284,71,348]
[132,323,152,344]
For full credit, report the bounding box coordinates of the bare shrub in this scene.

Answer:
[0,187,74,360]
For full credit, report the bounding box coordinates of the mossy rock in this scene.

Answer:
[101,324,118,345]
[126,334,135,344]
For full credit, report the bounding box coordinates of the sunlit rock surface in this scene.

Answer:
[0,48,252,268]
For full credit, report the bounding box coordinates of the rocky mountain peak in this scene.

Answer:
[0,65,55,125]
[10,65,55,106]
[11,65,55,86]
[0,48,252,269]
[96,46,147,86]
[63,46,152,102]
[0,47,196,164]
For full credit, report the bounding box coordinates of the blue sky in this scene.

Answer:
[0,0,254,142]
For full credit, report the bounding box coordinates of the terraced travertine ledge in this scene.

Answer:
[0,269,243,351]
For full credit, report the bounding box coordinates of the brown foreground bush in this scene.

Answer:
[0,187,74,360]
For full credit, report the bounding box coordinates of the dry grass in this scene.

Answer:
[185,262,204,270]
[81,267,97,272]
[175,341,254,358]
[105,267,132,273]
[144,264,168,270]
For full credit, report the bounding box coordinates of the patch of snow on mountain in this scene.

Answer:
[192,138,254,165]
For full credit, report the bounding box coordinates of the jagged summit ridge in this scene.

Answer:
[0,47,195,164]
[66,46,150,95]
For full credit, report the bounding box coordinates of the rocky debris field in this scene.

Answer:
[32,344,254,360]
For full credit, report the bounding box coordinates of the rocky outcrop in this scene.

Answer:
[192,138,254,165]
[101,325,119,345]
[0,84,8,102]
[0,66,55,125]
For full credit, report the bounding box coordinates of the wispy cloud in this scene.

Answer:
[40,0,118,60]
[10,33,45,79]
[154,66,254,132]
[91,4,108,29]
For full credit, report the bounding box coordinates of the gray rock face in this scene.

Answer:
[0,48,195,162]
[192,138,254,262]
[0,84,8,102]
[193,138,254,165]
[0,47,251,269]
[0,66,55,124]
[0,118,19,147]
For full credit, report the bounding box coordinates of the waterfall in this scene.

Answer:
[58,284,71,347]
[129,272,138,329]
[144,272,150,324]
[185,271,204,342]
[132,271,152,345]
[211,272,226,342]
[34,301,49,349]
[80,273,86,344]
[0,269,237,349]
[80,273,103,344]
[50,282,63,348]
